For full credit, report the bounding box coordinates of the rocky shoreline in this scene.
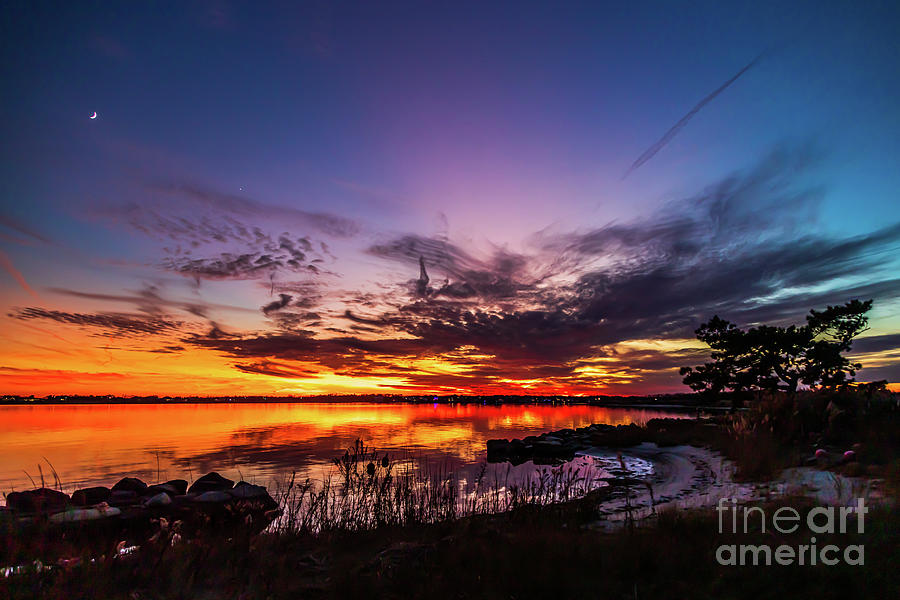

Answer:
[1,472,280,541]
[485,418,708,465]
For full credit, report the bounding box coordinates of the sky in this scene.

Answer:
[1,0,899,396]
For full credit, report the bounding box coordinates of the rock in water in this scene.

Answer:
[144,492,173,507]
[194,491,232,503]
[108,490,140,506]
[229,481,269,499]
[112,477,148,494]
[188,472,234,494]
[229,482,278,510]
[49,505,122,523]
[6,488,70,513]
[145,483,179,497]
[164,479,189,495]
[72,486,111,506]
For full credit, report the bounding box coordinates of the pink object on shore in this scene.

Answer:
[814,449,827,458]
[843,450,856,459]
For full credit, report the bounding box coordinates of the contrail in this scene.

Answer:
[623,52,765,179]
[0,249,41,300]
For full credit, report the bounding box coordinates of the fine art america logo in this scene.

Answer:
[715,498,867,566]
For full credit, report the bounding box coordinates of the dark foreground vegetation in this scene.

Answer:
[3,494,899,600]
[2,386,898,599]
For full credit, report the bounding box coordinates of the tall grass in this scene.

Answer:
[270,439,604,535]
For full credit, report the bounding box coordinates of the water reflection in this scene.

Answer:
[0,403,688,494]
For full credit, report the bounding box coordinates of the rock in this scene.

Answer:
[144,492,173,507]
[188,472,234,495]
[71,486,110,507]
[112,477,148,494]
[145,483,179,497]
[164,479,188,495]
[230,482,278,510]
[6,488,70,513]
[486,439,510,453]
[229,481,269,500]
[194,491,232,503]
[108,490,140,506]
[49,505,121,523]
[172,494,195,507]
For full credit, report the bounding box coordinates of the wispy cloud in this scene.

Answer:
[12,307,184,337]
[0,250,41,300]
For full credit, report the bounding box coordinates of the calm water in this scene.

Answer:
[0,403,688,497]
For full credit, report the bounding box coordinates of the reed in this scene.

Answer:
[269,439,604,535]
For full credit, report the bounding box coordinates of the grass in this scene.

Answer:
[4,486,897,599]
[267,439,606,535]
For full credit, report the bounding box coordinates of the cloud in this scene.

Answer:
[48,287,259,316]
[184,144,900,392]
[262,294,292,315]
[852,334,900,354]
[368,234,542,301]
[0,213,52,246]
[143,181,359,238]
[0,250,41,300]
[98,184,343,284]
[12,307,183,337]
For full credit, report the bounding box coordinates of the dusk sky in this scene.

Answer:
[2,1,899,396]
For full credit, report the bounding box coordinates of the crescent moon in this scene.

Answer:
[90,112,97,119]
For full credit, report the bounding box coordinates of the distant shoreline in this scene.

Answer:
[0,394,727,410]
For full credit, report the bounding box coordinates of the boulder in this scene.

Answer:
[486,439,510,453]
[49,505,121,523]
[229,482,278,510]
[6,488,70,513]
[144,492,173,508]
[108,490,140,506]
[188,472,234,495]
[164,479,189,495]
[172,494,195,507]
[112,477,148,494]
[145,483,179,497]
[229,481,269,500]
[194,491,232,504]
[71,486,110,507]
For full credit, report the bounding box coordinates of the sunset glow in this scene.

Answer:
[2,2,898,397]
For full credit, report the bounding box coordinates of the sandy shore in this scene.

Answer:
[577,443,889,527]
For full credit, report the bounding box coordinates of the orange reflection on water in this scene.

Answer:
[0,403,687,494]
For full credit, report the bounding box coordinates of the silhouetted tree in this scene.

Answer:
[680,300,872,397]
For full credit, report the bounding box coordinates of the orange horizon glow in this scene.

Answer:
[0,402,689,492]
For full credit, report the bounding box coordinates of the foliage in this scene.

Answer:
[680,299,872,395]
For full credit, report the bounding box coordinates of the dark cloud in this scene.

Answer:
[262,294,293,315]
[368,235,541,301]
[157,229,330,283]
[851,334,900,355]
[13,307,183,337]
[48,287,259,316]
[147,345,186,354]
